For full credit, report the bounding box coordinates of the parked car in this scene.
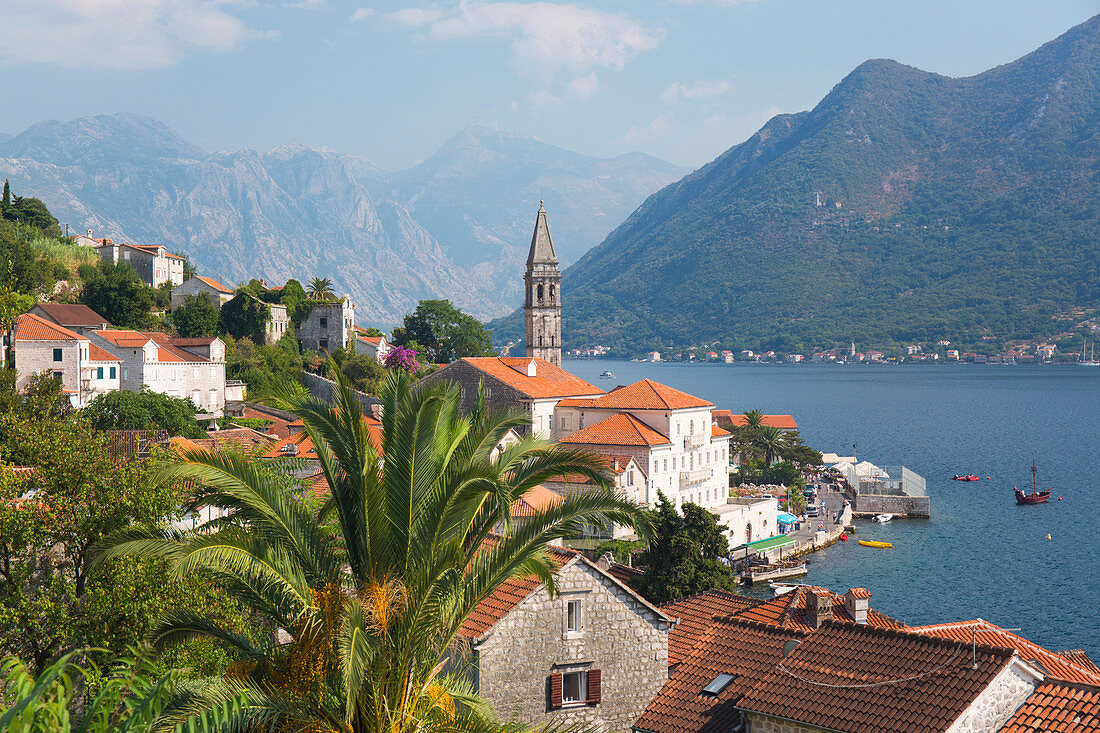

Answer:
[806,504,821,517]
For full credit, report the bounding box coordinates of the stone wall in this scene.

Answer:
[473,559,669,733]
[297,301,355,353]
[301,371,380,414]
[745,714,832,733]
[852,493,931,518]
[417,361,528,416]
[946,662,1037,733]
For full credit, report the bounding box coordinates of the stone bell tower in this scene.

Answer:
[524,202,561,366]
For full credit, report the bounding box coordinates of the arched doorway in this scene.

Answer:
[745,522,753,543]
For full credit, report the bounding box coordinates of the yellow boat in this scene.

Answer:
[858,540,893,549]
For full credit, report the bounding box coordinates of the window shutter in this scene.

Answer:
[587,669,601,704]
[549,673,563,709]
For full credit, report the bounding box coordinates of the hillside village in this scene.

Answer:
[3,190,1098,733]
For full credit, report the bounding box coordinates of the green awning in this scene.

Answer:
[734,534,796,552]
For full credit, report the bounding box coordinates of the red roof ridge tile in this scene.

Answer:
[15,313,85,341]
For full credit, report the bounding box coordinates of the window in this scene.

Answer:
[96,367,104,379]
[319,317,328,329]
[110,367,116,379]
[563,671,587,704]
[566,600,582,632]
[319,338,329,351]
[53,348,63,362]
[53,371,63,380]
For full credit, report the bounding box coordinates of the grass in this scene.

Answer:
[30,236,98,278]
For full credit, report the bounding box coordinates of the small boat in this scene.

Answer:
[952,474,981,482]
[873,514,894,523]
[1015,461,1051,505]
[600,370,615,378]
[769,583,797,596]
[839,533,848,541]
[858,540,893,549]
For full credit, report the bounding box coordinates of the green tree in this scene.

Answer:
[224,333,303,396]
[82,390,204,438]
[217,293,270,343]
[332,346,387,394]
[99,369,646,731]
[170,293,219,338]
[79,261,155,329]
[755,425,786,466]
[632,493,736,605]
[391,299,495,363]
[279,278,309,326]
[307,276,334,300]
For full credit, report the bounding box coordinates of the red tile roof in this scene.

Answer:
[193,276,233,293]
[87,344,119,362]
[736,622,1014,733]
[711,425,729,437]
[509,484,563,518]
[458,545,577,638]
[548,453,639,484]
[95,330,153,348]
[449,357,604,400]
[712,410,798,430]
[999,680,1100,733]
[635,619,805,733]
[557,379,711,410]
[732,586,906,632]
[1062,651,1100,677]
[14,313,84,341]
[560,413,670,447]
[911,619,1100,685]
[30,303,110,328]
[660,590,763,665]
[262,416,382,458]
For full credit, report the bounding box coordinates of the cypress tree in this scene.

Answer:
[1,179,10,214]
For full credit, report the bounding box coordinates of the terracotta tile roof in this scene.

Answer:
[660,590,764,665]
[1062,651,1100,677]
[306,468,330,498]
[911,620,1100,685]
[712,411,798,430]
[96,329,153,348]
[999,680,1100,733]
[14,313,84,341]
[262,416,382,458]
[448,357,604,400]
[170,436,206,454]
[30,303,110,328]
[509,484,563,518]
[356,333,384,345]
[105,430,171,461]
[604,561,644,585]
[171,337,218,346]
[240,407,295,439]
[736,622,1014,733]
[848,587,871,600]
[193,276,233,293]
[458,544,578,638]
[732,586,906,632]
[635,619,805,733]
[147,332,210,363]
[87,344,119,362]
[560,413,670,447]
[557,379,711,410]
[548,453,639,484]
[189,428,276,451]
[711,425,729,437]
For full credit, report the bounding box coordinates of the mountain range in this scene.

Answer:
[494,14,1100,353]
[0,116,684,325]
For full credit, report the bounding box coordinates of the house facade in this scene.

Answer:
[27,303,111,334]
[90,331,227,415]
[461,550,672,733]
[98,242,185,288]
[297,299,355,353]
[170,276,235,311]
[13,314,120,407]
[354,328,391,361]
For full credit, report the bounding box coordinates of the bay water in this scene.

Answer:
[566,360,1100,658]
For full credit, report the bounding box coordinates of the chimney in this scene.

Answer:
[526,359,537,377]
[844,588,870,624]
[597,552,614,571]
[86,228,94,237]
[807,589,833,629]
[370,403,383,420]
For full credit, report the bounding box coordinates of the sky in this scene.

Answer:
[0,0,1098,169]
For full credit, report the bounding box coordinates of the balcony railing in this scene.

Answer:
[684,433,707,450]
[680,468,713,486]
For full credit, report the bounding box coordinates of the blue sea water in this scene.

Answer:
[566,360,1100,659]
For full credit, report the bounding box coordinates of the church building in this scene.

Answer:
[524,202,562,366]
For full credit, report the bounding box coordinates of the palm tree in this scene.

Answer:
[97,370,646,732]
[741,409,764,430]
[307,277,335,301]
[755,425,786,467]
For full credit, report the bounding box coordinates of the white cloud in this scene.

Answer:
[670,0,765,5]
[350,6,377,21]
[567,72,599,99]
[619,113,673,146]
[383,2,661,75]
[287,0,328,9]
[0,0,268,70]
[660,78,731,104]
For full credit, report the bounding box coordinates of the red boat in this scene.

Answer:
[952,474,981,482]
[1015,461,1051,505]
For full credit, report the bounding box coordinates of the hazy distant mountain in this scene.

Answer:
[0,115,683,324]
[494,14,1100,352]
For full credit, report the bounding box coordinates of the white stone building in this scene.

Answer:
[13,313,120,408]
[90,331,227,415]
[170,276,235,311]
[354,327,391,361]
[98,242,185,288]
[297,299,355,353]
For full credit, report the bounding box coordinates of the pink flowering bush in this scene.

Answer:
[384,345,421,374]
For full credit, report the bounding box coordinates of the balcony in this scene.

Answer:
[680,468,713,487]
[683,433,707,450]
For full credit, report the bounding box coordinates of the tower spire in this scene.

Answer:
[524,203,562,366]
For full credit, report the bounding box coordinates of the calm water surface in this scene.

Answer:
[567,361,1100,658]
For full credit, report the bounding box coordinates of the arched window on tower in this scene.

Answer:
[539,333,545,346]
[536,283,544,303]
[549,284,556,303]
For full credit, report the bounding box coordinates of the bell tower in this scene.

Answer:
[524,202,561,366]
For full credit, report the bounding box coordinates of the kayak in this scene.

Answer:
[858,540,893,549]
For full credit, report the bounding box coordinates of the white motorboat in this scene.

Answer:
[873,513,894,523]
[600,370,615,378]
[769,583,797,596]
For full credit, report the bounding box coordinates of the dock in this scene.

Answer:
[742,562,808,584]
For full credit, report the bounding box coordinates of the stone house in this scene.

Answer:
[417,357,605,438]
[354,327,391,361]
[13,313,120,407]
[97,242,185,288]
[297,299,355,353]
[90,331,227,415]
[542,453,648,538]
[170,276,235,311]
[26,303,111,334]
[459,546,672,733]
